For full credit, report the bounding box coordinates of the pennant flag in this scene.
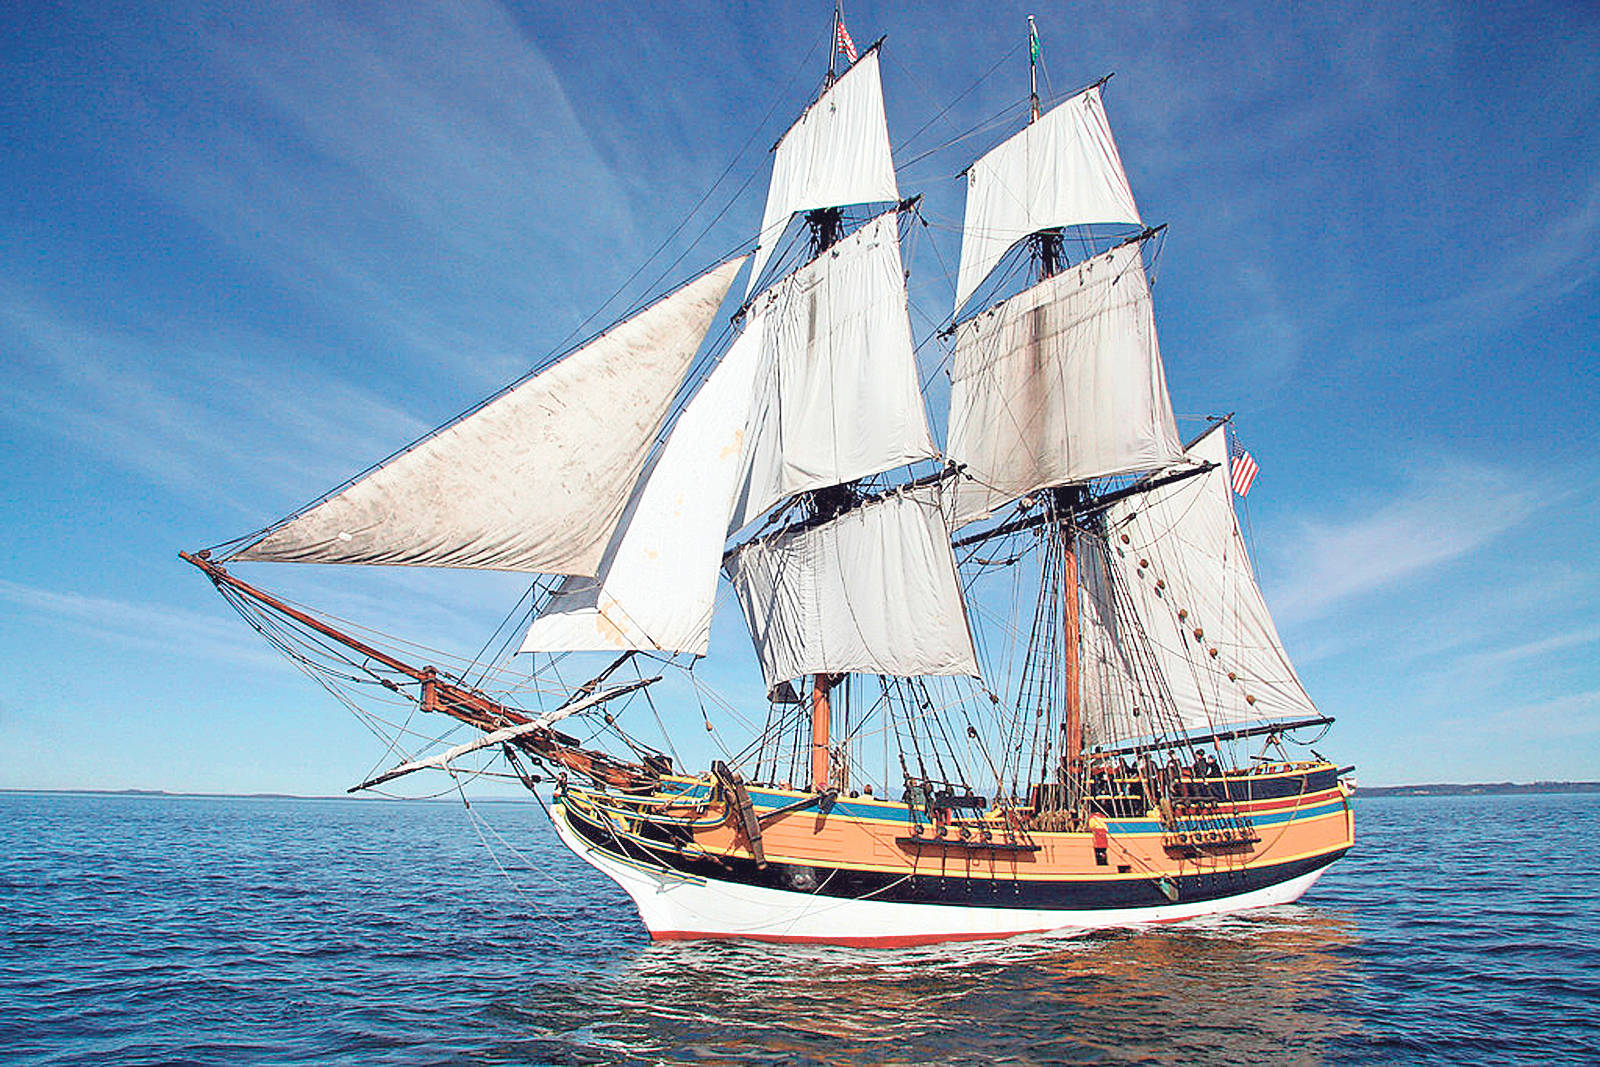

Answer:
[836,18,858,63]
[1029,22,1040,63]
[1229,437,1260,497]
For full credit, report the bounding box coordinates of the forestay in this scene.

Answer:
[945,240,1181,525]
[520,321,765,655]
[954,85,1140,312]
[725,487,980,695]
[231,259,744,576]
[1084,426,1319,741]
[729,211,937,531]
[746,50,899,294]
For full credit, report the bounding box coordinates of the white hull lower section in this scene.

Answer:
[550,803,1328,947]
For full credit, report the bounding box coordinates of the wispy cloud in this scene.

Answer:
[1483,687,1600,741]
[1411,175,1600,341]
[0,577,286,672]
[98,0,636,380]
[0,283,429,512]
[1271,458,1536,623]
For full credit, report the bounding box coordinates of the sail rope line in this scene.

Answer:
[1116,478,1232,743]
[241,607,487,767]
[957,521,1042,791]
[1115,465,1294,743]
[206,39,821,560]
[524,35,826,369]
[449,784,586,931]
[214,583,500,784]
[462,575,551,688]
[889,37,1024,161]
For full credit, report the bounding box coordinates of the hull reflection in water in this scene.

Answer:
[490,910,1360,1063]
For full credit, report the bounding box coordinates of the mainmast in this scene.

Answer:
[1054,487,1086,780]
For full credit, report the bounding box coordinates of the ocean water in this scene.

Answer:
[1,792,1596,1065]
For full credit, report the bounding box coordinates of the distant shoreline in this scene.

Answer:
[1352,782,1600,797]
[4,783,1598,800]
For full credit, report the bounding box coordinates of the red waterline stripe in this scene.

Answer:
[649,926,1057,948]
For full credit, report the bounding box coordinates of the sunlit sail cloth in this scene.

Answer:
[746,49,898,294]
[725,487,980,694]
[1084,425,1319,741]
[520,322,765,655]
[945,240,1181,525]
[954,85,1140,312]
[231,259,745,576]
[729,211,937,531]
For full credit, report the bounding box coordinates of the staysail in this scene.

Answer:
[746,48,898,294]
[519,321,765,655]
[729,210,937,531]
[945,239,1182,525]
[1083,425,1318,741]
[725,487,980,695]
[230,259,745,576]
[953,84,1140,312]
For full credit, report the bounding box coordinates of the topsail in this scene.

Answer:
[954,85,1140,312]
[747,49,898,294]
[946,239,1182,525]
[730,210,937,531]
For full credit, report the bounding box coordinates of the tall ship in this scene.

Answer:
[185,13,1353,946]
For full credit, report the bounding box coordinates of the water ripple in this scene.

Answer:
[1,792,1597,1064]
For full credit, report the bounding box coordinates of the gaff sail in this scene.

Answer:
[1083,425,1319,741]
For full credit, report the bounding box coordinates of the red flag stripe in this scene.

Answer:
[1231,450,1259,497]
[836,21,858,63]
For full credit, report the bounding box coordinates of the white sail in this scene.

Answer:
[232,259,745,576]
[729,211,937,531]
[520,320,765,655]
[746,49,899,294]
[1084,425,1318,742]
[725,486,980,694]
[946,239,1181,525]
[954,85,1140,312]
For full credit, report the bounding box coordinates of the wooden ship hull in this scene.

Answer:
[551,764,1353,945]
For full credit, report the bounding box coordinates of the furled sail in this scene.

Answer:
[746,48,899,294]
[729,210,937,531]
[1083,425,1318,742]
[945,239,1182,525]
[725,486,980,695]
[230,259,745,576]
[519,320,765,655]
[954,85,1140,312]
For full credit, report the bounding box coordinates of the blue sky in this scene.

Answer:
[1,0,1596,794]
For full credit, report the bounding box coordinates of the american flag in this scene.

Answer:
[835,18,858,64]
[1229,437,1260,497]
